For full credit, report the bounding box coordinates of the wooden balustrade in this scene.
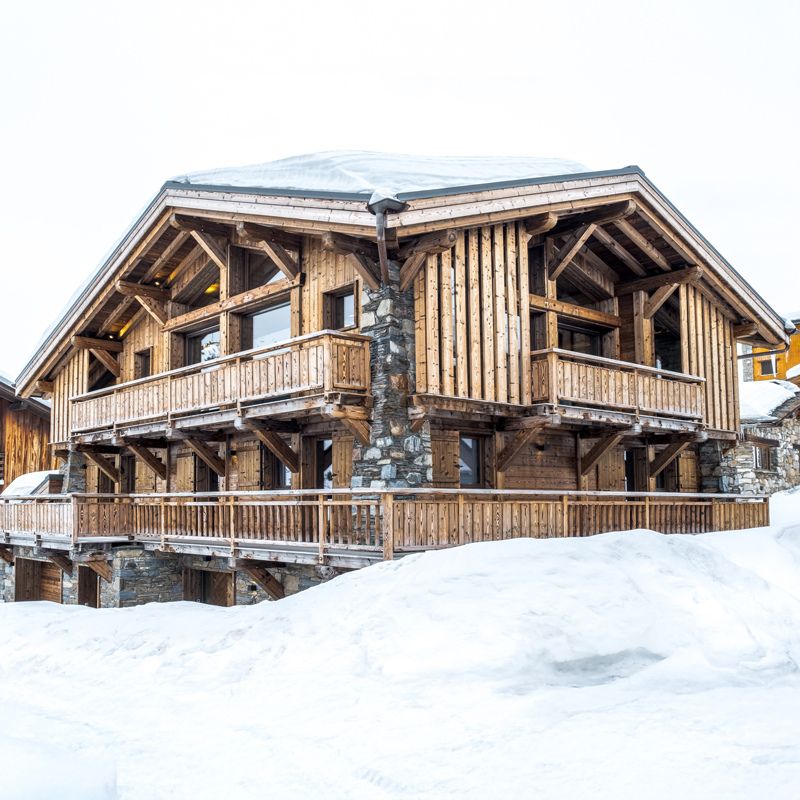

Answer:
[530,348,705,420]
[70,330,371,433]
[0,490,769,561]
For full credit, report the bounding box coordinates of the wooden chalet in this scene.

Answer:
[1,152,786,605]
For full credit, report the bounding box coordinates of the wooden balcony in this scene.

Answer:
[70,331,370,436]
[0,489,769,568]
[530,348,705,426]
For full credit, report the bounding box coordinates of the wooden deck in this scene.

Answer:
[69,330,370,436]
[0,489,769,568]
[530,349,705,421]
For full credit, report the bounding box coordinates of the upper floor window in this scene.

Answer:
[459,435,484,487]
[134,348,152,380]
[243,302,292,350]
[324,286,357,330]
[186,327,220,365]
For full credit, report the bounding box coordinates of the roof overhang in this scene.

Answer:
[16,167,789,396]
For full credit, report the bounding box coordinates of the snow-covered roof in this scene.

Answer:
[787,364,800,380]
[739,379,800,423]
[2,470,61,497]
[172,150,590,205]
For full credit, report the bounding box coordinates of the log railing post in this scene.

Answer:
[547,350,559,407]
[318,493,327,564]
[644,495,651,530]
[159,496,166,550]
[562,494,569,536]
[71,496,80,545]
[383,492,395,560]
[229,495,236,557]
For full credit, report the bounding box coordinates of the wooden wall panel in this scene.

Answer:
[119,312,167,381]
[51,350,89,445]
[680,284,738,433]
[301,238,360,335]
[414,222,528,404]
[1,401,53,488]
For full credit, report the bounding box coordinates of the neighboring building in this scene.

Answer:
[0,375,52,491]
[751,313,800,383]
[0,151,788,607]
[710,379,800,495]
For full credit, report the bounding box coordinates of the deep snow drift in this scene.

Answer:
[3,492,800,799]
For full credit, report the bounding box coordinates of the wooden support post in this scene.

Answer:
[184,438,226,477]
[580,431,626,476]
[229,496,236,558]
[238,562,285,600]
[383,492,394,561]
[85,558,112,583]
[159,496,166,551]
[72,497,80,545]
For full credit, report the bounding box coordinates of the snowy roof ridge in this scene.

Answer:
[170,150,591,205]
[739,379,800,423]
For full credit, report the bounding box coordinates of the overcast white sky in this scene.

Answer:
[1,0,797,378]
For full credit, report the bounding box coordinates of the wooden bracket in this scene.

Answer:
[339,417,371,446]
[238,563,285,600]
[321,232,381,290]
[89,348,120,378]
[237,222,299,279]
[524,212,559,239]
[247,426,300,474]
[643,283,679,319]
[649,440,691,478]
[397,228,459,290]
[184,438,226,477]
[35,380,54,395]
[580,431,626,476]
[71,335,123,352]
[134,295,169,327]
[47,553,74,575]
[126,443,167,481]
[549,223,597,281]
[81,449,121,484]
[84,557,112,583]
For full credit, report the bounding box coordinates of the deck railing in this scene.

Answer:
[0,489,769,559]
[530,348,705,420]
[70,330,371,433]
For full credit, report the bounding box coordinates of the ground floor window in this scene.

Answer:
[753,445,773,471]
[459,435,484,487]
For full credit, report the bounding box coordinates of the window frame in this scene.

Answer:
[185,326,221,366]
[458,434,484,488]
[323,284,358,331]
[242,300,293,351]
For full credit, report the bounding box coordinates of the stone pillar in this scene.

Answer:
[351,261,432,489]
[61,448,87,493]
[698,440,741,493]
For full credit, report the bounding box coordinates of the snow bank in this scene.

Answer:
[172,150,589,204]
[3,491,800,798]
[739,378,799,421]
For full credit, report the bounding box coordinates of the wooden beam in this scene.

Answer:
[72,335,123,353]
[580,431,625,476]
[613,219,671,271]
[339,417,371,446]
[233,221,301,251]
[549,200,636,237]
[133,295,169,327]
[321,232,380,290]
[643,283,679,319]
[616,266,702,296]
[524,212,559,238]
[238,563,285,600]
[189,230,227,273]
[0,547,13,565]
[126,443,167,481]
[89,348,120,378]
[84,558,112,583]
[35,380,53,395]
[529,294,620,328]
[237,222,298,279]
[744,432,781,447]
[184,438,226,477]
[549,224,596,281]
[115,280,170,302]
[590,226,647,276]
[497,422,548,472]
[733,323,759,339]
[248,427,300,473]
[399,251,427,291]
[649,440,690,478]
[47,553,73,575]
[81,450,120,484]
[397,229,458,260]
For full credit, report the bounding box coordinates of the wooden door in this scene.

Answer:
[14,558,38,601]
[183,567,234,607]
[183,567,204,602]
[40,562,62,603]
[78,565,100,608]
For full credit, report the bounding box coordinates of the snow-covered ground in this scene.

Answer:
[4,492,800,799]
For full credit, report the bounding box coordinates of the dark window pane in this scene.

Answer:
[186,328,220,365]
[459,436,482,486]
[316,438,333,489]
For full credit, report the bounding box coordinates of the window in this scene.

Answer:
[324,286,357,330]
[753,445,773,471]
[243,302,292,350]
[316,438,334,489]
[134,348,152,380]
[759,359,776,377]
[260,446,292,490]
[459,435,483,487]
[186,328,220,365]
[558,325,602,356]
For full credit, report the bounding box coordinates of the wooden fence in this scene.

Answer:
[0,489,769,560]
[530,348,705,420]
[70,330,370,433]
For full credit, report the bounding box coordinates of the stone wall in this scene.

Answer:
[351,261,432,489]
[699,415,800,495]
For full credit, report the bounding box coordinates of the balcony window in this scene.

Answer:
[324,286,357,330]
[558,325,602,356]
[243,302,292,350]
[246,251,285,290]
[186,328,221,365]
[134,348,152,380]
[459,435,484,487]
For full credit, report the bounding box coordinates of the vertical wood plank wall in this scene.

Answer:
[301,239,360,334]
[414,222,530,404]
[680,284,739,433]
[0,401,54,487]
[51,350,89,445]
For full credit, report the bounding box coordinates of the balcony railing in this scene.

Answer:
[0,490,768,561]
[70,330,370,434]
[530,348,705,421]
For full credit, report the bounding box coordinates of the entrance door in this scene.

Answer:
[78,565,100,607]
[14,559,62,602]
[182,568,234,606]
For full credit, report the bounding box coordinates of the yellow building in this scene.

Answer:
[753,314,800,383]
